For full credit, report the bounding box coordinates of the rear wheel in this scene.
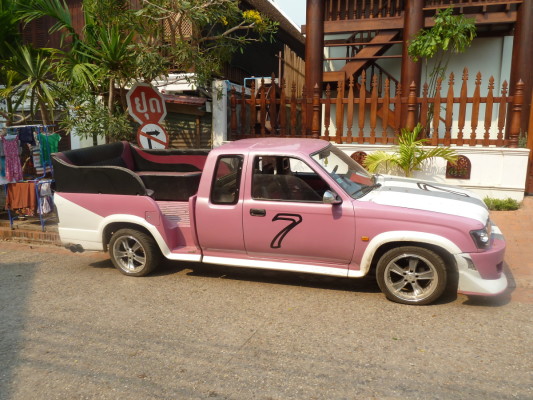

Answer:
[109,228,161,276]
[376,246,447,305]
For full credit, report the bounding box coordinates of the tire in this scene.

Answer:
[109,228,161,277]
[376,246,447,305]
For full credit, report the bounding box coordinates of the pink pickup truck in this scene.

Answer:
[51,138,507,305]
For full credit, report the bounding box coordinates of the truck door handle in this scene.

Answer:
[250,208,266,217]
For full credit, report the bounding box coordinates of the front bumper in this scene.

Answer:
[456,233,507,296]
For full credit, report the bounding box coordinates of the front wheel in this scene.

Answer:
[109,228,161,276]
[376,246,447,305]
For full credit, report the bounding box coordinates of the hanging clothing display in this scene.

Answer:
[1,135,23,182]
[1,125,56,231]
[18,126,36,146]
[38,132,61,169]
[5,181,37,216]
[38,180,53,214]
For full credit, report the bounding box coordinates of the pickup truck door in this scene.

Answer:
[195,155,246,257]
[242,156,355,267]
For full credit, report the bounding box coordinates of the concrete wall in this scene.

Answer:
[337,143,530,201]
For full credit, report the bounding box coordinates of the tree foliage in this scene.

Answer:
[1,0,278,140]
[363,124,458,178]
[134,0,278,87]
[408,8,476,95]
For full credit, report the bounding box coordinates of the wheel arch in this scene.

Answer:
[368,241,458,275]
[358,231,461,277]
[103,222,154,252]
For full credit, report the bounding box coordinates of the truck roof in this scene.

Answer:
[213,138,330,156]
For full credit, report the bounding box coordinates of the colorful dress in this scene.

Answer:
[1,136,23,182]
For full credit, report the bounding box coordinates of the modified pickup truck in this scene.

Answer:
[51,138,507,305]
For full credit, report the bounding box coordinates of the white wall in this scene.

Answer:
[70,129,105,149]
[337,143,530,201]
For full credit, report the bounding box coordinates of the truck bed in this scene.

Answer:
[52,141,209,201]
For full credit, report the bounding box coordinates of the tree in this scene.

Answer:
[2,45,59,126]
[135,0,278,87]
[408,7,476,92]
[363,124,458,178]
[16,0,278,141]
[408,7,476,129]
[0,0,28,125]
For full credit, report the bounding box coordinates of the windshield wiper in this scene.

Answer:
[351,183,382,198]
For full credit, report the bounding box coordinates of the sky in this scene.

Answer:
[271,0,306,29]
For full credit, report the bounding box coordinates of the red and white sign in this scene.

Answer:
[126,82,167,124]
[136,123,169,150]
[127,82,169,149]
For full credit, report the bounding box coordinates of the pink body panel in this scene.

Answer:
[468,238,505,279]
[59,192,196,251]
[242,199,355,266]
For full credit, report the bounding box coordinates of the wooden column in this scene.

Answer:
[305,0,325,135]
[526,89,533,194]
[400,0,424,128]
[508,0,533,137]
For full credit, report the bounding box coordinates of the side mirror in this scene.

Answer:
[323,190,342,205]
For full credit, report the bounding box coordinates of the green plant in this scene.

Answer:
[3,45,59,125]
[12,0,278,141]
[518,131,527,148]
[363,124,458,177]
[408,7,476,129]
[483,197,521,211]
[408,7,476,93]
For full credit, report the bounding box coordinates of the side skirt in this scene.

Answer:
[202,256,351,278]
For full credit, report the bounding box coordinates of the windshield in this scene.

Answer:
[311,145,375,199]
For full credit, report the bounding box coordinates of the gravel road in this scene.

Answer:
[1,242,532,399]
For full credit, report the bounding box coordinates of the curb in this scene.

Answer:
[0,221,61,246]
[0,225,60,246]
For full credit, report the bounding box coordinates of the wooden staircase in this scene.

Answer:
[323,29,401,84]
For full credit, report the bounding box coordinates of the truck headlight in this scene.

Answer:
[470,221,492,249]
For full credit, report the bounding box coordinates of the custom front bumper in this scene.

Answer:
[456,227,507,296]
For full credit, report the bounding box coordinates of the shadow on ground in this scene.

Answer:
[89,256,515,307]
[0,261,39,400]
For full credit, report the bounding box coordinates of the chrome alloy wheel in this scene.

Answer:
[112,235,147,274]
[383,253,439,303]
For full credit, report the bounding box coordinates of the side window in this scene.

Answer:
[211,156,243,205]
[252,156,326,202]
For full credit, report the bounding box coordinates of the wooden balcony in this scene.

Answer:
[303,0,522,34]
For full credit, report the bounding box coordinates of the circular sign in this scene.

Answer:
[136,123,169,149]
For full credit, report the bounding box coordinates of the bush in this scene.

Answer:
[483,197,521,211]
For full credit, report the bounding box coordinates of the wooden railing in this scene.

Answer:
[325,0,404,21]
[323,0,521,21]
[229,68,525,148]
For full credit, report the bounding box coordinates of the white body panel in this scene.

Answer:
[363,175,489,224]
[55,194,201,262]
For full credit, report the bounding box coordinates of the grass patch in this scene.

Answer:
[484,197,521,211]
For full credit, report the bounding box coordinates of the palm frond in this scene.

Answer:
[364,151,399,174]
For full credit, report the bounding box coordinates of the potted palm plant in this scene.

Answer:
[363,124,458,178]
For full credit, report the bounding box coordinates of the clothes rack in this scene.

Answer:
[3,178,55,232]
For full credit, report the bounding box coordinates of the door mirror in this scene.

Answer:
[323,190,342,205]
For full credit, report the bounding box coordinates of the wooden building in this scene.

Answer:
[303,1,530,127]
[301,0,533,192]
